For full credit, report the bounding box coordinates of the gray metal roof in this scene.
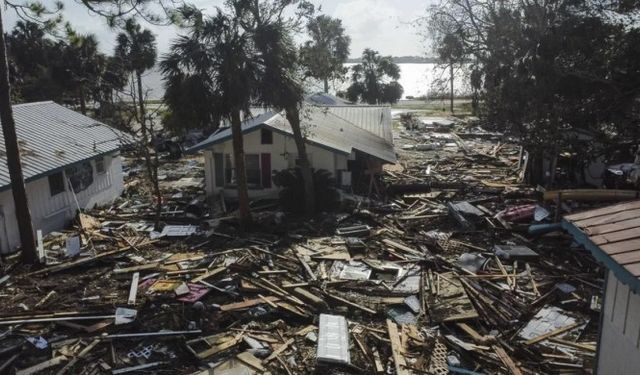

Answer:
[0,101,130,190]
[188,106,397,164]
[324,106,393,144]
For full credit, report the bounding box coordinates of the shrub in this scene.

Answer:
[272,168,339,213]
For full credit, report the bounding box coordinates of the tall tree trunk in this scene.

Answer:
[230,111,251,226]
[323,78,329,94]
[0,9,37,263]
[285,108,315,214]
[449,62,454,114]
[136,72,162,228]
[79,83,87,115]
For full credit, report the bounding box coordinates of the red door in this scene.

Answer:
[261,153,272,188]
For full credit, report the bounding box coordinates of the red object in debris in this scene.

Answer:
[501,204,536,222]
[177,283,210,303]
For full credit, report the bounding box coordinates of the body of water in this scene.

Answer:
[141,63,470,101]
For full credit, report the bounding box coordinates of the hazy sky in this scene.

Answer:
[4,0,432,57]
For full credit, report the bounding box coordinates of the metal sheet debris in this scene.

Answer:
[317,314,350,365]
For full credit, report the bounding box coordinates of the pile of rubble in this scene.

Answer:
[0,120,613,374]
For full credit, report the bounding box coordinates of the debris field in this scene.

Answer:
[0,120,613,374]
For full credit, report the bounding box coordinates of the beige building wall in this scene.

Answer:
[203,129,349,199]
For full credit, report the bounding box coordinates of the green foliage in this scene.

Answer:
[161,0,315,131]
[300,15,351,92]
[273,168,339,213]
[5,20,128,112]
[345,48,404,104]
[114,18,157,76]
[426,0,640,175]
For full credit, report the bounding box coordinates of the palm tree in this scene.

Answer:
[251,20,316,214]
[114,19,161,225]
[63,30,103,114]
[161,8,257,227]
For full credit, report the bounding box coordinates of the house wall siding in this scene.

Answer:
[598,269,640,374]
[0,153,124,254]
[204,130,348,199]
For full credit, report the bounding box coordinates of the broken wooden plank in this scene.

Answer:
[493,345,523,375]
[263,338,294,364]
[524,322,582,345]
[192,266,226,283]
[56,339,101,375]
[236,351,266,372]
[16,356,67,375]
[325,293,376,314]
[219,296,281,312]
[387,319,409,375]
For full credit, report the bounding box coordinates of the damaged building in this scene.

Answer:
[0,102,129,254]
[187,103,396,199]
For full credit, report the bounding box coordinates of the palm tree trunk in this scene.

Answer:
[230,111,251,226]
[136,72,162,228]
[285,108,315,214]
[323,78,329,94]
[79,83,87,115]
[0,9,37,263]
[450,62,454,114]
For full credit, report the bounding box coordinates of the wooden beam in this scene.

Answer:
[524,322,581,345]
[387,319,408,375]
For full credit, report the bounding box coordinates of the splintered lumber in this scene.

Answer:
[247,277,305,305]
[456,323,494,344]
[493,345,523,375]
[219,296,281,312]
[386,319,409,375]
[56,339,101,375]
[292,287,329,309]
[548,337,596,352]
[382,239,424,257]
[28,240,157,276]
[544,189,640,202]
[236,351,267,372]
[114,263,159,275]
[263,338,294,364]
[16,356,67,375]
[295,253,317,281]
[192,266,226,283]
[0,353,19,374]
[524,322,582,345]
[111,362,166,374]
[0,313,116,325]
[325,293,376,314]
[103,330,201,340]
[186,333,243,359]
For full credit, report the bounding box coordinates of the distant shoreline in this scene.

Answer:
[346,56,439,64]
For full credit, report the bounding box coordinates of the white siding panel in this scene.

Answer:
[0,153,124,254]
[598,270,640,374]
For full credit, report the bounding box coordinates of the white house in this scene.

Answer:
[187,104,396,199]
[562,200,640,374]
[0,101,129,255]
